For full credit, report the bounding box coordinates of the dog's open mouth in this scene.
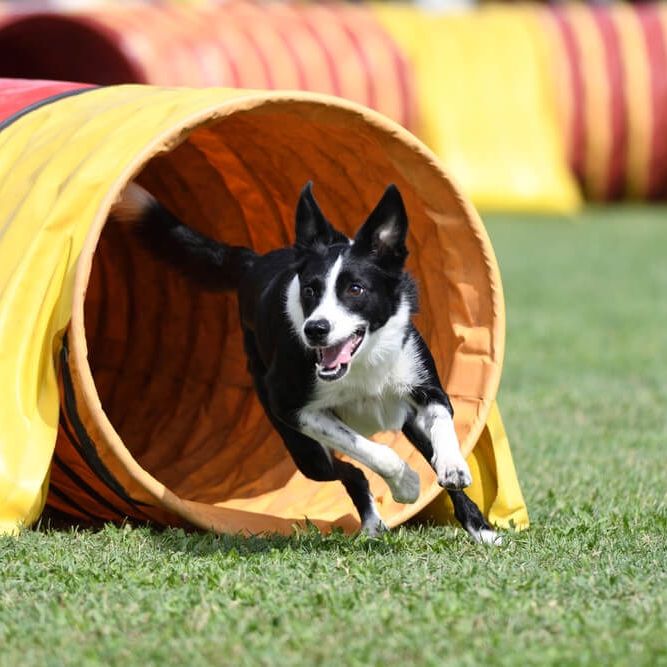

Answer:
[315,328,365,381]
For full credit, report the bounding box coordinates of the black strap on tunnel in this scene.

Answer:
[0,85,100,133]
[0,83,152,521]
[52,450,128,522]
[58,333,150,513]
[46,484,103,523]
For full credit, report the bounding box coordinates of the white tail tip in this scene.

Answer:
[110,182,155,223]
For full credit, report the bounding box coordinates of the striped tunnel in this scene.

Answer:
[538,2,667,200]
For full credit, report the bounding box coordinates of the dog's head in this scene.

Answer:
[286,182,414,382]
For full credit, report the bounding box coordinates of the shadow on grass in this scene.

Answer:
[34,506,421,557]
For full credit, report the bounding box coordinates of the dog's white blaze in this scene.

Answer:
[305,254,362,345]
[285,275,305,335]
[310,254,342,324]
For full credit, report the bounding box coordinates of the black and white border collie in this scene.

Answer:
[112,182,500,544]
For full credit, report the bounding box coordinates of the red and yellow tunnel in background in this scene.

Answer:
[532,2,667,201]
[374,1,667,206]
[0,79,528,536]
[3,2,667,208]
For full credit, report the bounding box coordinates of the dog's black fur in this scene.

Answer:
[112,182,498,543]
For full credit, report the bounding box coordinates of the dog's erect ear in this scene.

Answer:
[352,185,408,269]
[295,181,335,249]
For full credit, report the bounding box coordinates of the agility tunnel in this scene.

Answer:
[0,79,528,536]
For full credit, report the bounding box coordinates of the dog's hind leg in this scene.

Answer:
[280,430,386,536]
[447,490,501,545]
[333,459,387,537]
[402,418,501,545]
[260,406,386,536]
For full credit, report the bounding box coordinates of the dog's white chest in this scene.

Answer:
[334,393,410,438]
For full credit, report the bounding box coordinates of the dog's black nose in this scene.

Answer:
[304,319,331,344]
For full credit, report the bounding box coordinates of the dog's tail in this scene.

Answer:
[111,183,257,291]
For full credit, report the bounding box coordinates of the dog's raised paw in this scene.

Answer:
[386,463,420,504]
[437,463,472,490]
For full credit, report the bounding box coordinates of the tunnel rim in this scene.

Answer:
[69,87,505,532]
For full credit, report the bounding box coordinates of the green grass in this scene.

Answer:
[2,206,667,667]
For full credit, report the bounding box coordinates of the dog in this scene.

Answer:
[112,181,500,544]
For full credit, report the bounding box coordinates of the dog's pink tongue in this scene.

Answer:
[321,335,358,368]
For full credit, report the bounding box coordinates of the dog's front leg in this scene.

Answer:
[403,408,501,545]
[404,401,472,490]
[298,409,420,504]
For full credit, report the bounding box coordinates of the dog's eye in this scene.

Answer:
[303,286,316,299]
[346,283,365,297]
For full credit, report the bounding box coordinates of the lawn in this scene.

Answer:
[2,207,666,667]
